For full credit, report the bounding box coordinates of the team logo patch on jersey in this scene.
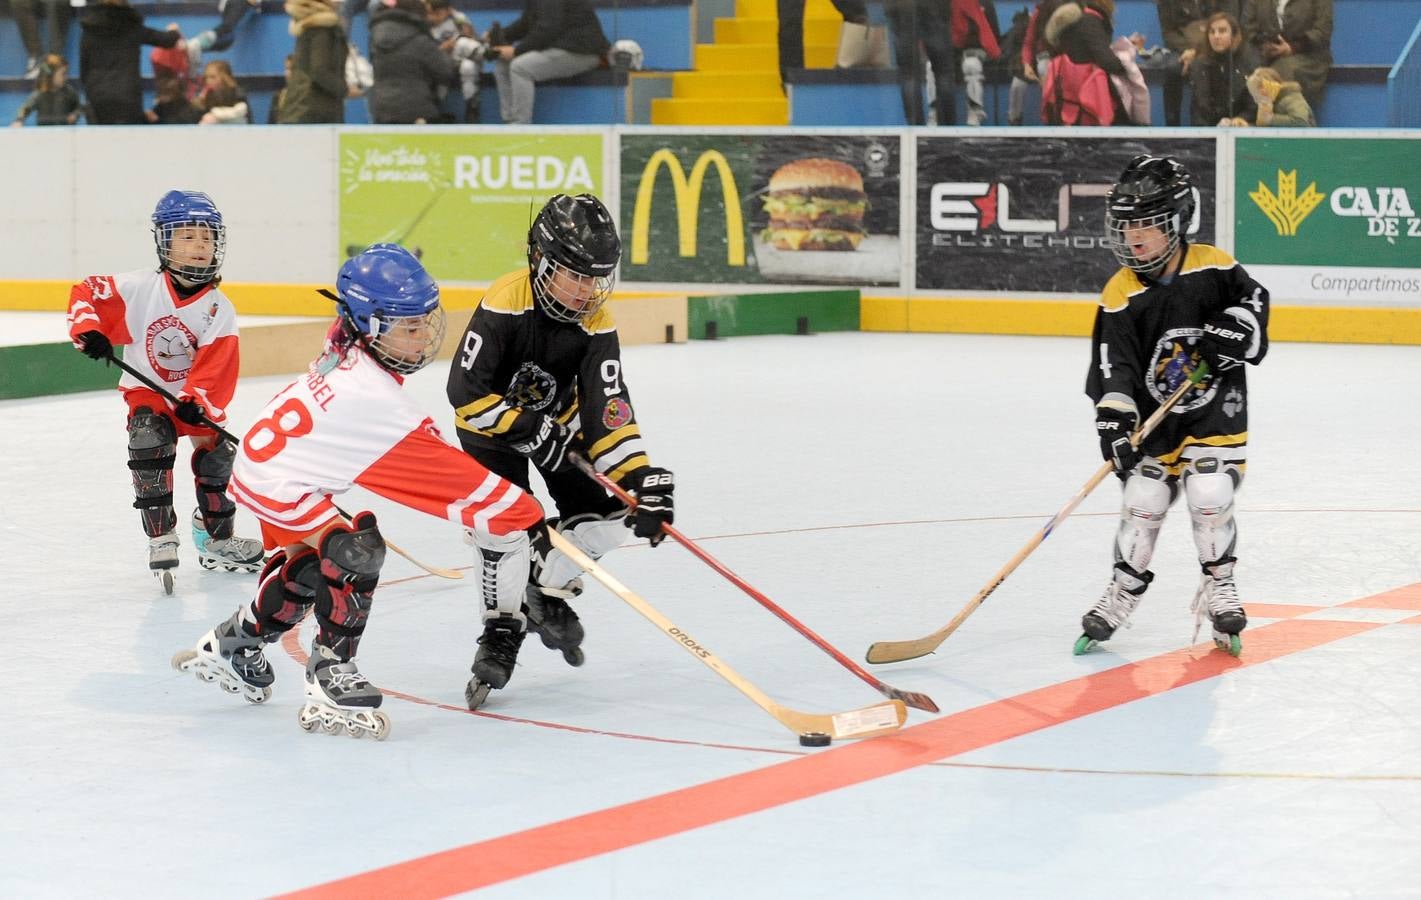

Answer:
[505,363,557,411]
[1148,328,1216,412]
[146,315,198,383]
[602,397,633,429]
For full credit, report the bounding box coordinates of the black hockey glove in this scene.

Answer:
[76,330,112,361]
[1096,405,1141,476]
[173,397,208,427]
[513,414,575,473]
[1195,309,1255,373]
[623,466,675,547]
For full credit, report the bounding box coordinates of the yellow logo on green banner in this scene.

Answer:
[1248,169,1325,237]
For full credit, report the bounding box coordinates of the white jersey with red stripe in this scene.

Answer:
[230,338,542,537]
[65,269,240,422]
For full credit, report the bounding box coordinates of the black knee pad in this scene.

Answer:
[128,407,177,535]
[314,513,385,649]
[192,439,238,538]
[252,547,319,638]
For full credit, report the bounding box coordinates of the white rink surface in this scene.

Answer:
[4,331,1421,899]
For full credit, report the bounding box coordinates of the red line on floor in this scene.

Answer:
[1341,583,1421,610]
[275,614,1380,900]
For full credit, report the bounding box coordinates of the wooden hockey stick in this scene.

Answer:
[569,454,940,713]
[103,352,463,580]
[547,529,908,741]
[865,361,1211,665]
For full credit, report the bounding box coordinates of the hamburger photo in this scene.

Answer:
[760,158,868,252]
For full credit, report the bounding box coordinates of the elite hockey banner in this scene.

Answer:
[914,136,1217,294]
[619,133,903,286]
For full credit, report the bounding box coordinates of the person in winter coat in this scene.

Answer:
[952,0,1002,125]
[9,54,86,126]
[1243,66,1315,125]
[884,0,957,125]
[488,0,610,125]
[368,0,458,123]
[1042,0,1128,125]
[278,0,347,123]
[1189,12,1256,125]
[79,0,184,124]
[1240,0,1330,110]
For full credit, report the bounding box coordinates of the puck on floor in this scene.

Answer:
[798,731,832,748]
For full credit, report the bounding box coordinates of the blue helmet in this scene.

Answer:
[335,243,446,374]
[151,190,226,285]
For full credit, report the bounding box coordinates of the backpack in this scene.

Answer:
[1042,53,1115,125]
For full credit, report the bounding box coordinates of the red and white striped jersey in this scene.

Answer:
[230,337,542,537]
[65,269,240,422]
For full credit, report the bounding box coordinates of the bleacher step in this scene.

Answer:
[735,0,842,18]
[672,71,785,99]
[695,42,838,71]
[715,17,843,45]
[651,97,790,125]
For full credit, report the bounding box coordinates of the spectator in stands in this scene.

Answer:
[197,59,254,123]
[279,0,348,123]
[1240,0,1330,110]
[79,0,185,125]
[1147,0,1234,126]
[488,0,610,125]
[12,0,74,80]
[1007,0,1062,125]
[1190,11,1255,124]
[884,0,957,124]
[1041,0,1128,125]
[428,0,479,121]
[9,54,85,126]
[368,0,458,123]
[269,53,295,122]
[1241,64,1315,124]
[183,0,264,71]
[952,0,1003,125]
[778,0,869,86]
[147,71,204,123]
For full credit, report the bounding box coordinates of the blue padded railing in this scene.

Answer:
[1389,16,1421,125]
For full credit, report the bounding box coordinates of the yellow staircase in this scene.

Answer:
[651,0,842,126]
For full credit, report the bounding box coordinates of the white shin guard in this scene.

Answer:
[537,513,628,589]
[465,528,531,624]
[1185,470,1238,563]
[1114,473,1173,572]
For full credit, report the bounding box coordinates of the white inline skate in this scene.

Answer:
[298,642,390,740]
[171,611,273,703]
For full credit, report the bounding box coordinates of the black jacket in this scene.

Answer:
[504,0,610,58]
[1190,46,1257,124]
[369,6,458,123]
[80,3,180,124]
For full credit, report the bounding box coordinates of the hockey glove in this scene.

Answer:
[1196,309,1255,373]
[513,414,575,473]
[1096,405,1141,476]
[173,396,208,427]
[76,330,112,361]
[622,466,674,546]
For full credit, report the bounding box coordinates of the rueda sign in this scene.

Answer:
[1236,136,1421,305]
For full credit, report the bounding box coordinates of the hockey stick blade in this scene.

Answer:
[546,529,908,741]
[865,362,1210,666]
[567,454,939,713]
[104,352,463,581]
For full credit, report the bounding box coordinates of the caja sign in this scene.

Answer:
[915,136,1216,293]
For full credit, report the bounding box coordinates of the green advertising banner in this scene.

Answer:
[619,133,902,286]
[1236,137,1421,267]
[339,132,603,281]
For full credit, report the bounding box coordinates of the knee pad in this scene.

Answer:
[192,439,237,539]
[465,526,531,619]
[128,408,177,536]
[314,513,384,656]
[1114,470,1174,572]
[249,547,319,639]
[536,513,627,590]
[1184,461,1239,562]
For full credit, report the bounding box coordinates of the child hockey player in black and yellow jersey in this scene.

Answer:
[447,193,675,709]
[1078,155,1270,657]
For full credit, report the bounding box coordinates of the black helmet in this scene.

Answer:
[527,193,621,323]
[1104,155,1196,276]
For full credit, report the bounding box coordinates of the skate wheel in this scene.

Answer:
[298,708,319,733]
[158,570,175,596]
[322,717,342,735]
[465,679,491,711]
[198,670,217,683]
[1215,633,1243,657]
[370,711,391,741]
[220,680,239,694]
[1072,634,1098,656]
[171,650,196,672]
[563,647,585,667]
[244,687,272,705]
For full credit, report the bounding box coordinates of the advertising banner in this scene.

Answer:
[1235,137,1421,305]
[915,136,1216,293]
[619,134,901,286]
[338,132,604,282]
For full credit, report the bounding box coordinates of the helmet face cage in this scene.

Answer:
[531,252,615,324]
[1103,156,1195,277]
[334,242,445,374]
[153,219,226,284]
[527,194,621,324]
[1105,207,1182,275]
[353,306,447,375]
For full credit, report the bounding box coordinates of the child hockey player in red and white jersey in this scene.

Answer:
[173,243,544,739]
[1078,155,1270,658]
[66,189,264,593]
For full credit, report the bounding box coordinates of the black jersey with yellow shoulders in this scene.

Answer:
[1085,243,1270,472]
[446,268,652,484]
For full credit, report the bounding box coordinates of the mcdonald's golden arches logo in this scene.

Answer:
[631,149,746,266]
[1249,168,1325,237]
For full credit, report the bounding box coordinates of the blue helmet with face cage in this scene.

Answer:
[151,190,226,284]
[334,243,445,374]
